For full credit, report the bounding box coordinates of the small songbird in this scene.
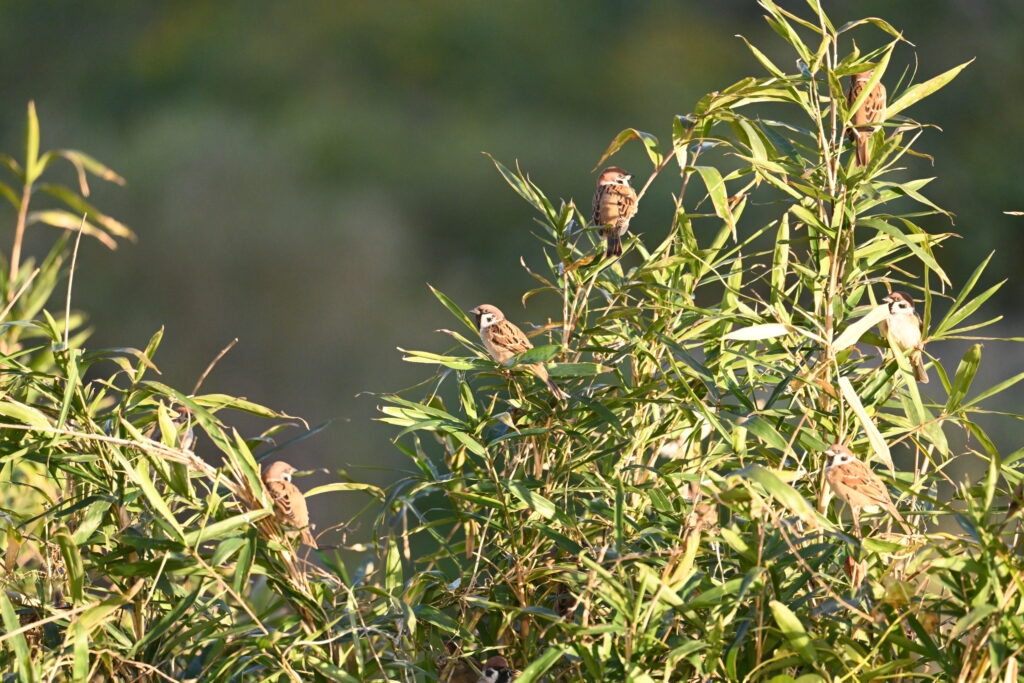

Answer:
[824,444,910,533]
[477,656,516,683]
[879,291,928,383]
[592,166,638,258]
[470,304,569,402]
[262,461,318,548]
[846,70,886,166]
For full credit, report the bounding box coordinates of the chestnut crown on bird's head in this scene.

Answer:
[263,461,296,482]
[824,444,854,468]
[883,291,915,313]
[597,166,633,186]
[469,304,504,329]
[483,656,509,668]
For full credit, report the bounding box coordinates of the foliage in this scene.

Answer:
[379,2,1021,681]
[1,2,1022,681]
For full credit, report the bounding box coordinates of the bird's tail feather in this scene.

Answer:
[912,351,928,383]
[855,134,869,166]
[605,235,622,258]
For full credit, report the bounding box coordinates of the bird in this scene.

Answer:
[261,461,318,548]
[477,656,516,683]
[592,166,638,258]
[879,291,928,383]
[469,304,569,401]
[846,69,886,166]
[824,444,910,533]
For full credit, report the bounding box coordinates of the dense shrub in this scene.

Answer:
[2,3,1020,681]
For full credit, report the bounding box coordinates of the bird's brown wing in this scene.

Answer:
[863,82,886,125]
[847,79,867,132]
[266,479,310,528]
[596,184,638,231]
[488,319,533,356]
[837,462,893,508]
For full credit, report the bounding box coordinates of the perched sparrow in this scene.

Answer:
[879,291,928,383]
[592,166,638,258]
[824,444,909,533]
[846,70,886,166]
[470,304,569,402]
[262,461,318,548]
[477,656,516,683]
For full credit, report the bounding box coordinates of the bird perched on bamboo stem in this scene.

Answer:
[262,461,318,548]
[592,166,638,258]
[846,69,886,166]
[470,304,568,401]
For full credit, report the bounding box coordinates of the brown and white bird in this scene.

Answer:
[879,291,928,383]
[477,656,516,683]
[262,461,318,548]
[846,70,886,166]
[824,444,910,533]
[470,304,569,402]
[592,166,638,258]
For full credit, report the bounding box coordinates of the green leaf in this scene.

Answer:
[838,377,893,470]
[0,593,35,683]
[963,369,1024,410]
[515,646,566,683]
[508,481,558,520]
[24,101,40,184]
[0,399,52,429]
[182,509,271,547]
[55,531,85,603]
[886,59,974,118]
[515,344,560,365]
[738,465,818,527]
[593,128,662,170]
[547,362,609,377]
[945,344,981,413]
[832,304,888,351]
[769,599,817,663]
[429,283,477,333]
[305,481,385,500]
[694,165,735,239]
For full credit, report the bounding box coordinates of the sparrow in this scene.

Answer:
[879,291,928,383]
[592,166,638,258]
[824,444,910,533]
[470,304,569,402]
[262,461,318,548]
[846,70,886,166]
[477,656,516,683]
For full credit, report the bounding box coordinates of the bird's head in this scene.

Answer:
[263,461,296,482]
[597,166,633,186]
[883,291,915,315]
[824,444,854,469]
[470,304,504,330]
[479,656,511,682]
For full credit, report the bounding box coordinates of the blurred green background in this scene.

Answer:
[2,1,1021,538]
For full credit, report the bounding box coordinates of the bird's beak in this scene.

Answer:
[882,295,893,304]
[469,307,480,316]
[626,174,634,181]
